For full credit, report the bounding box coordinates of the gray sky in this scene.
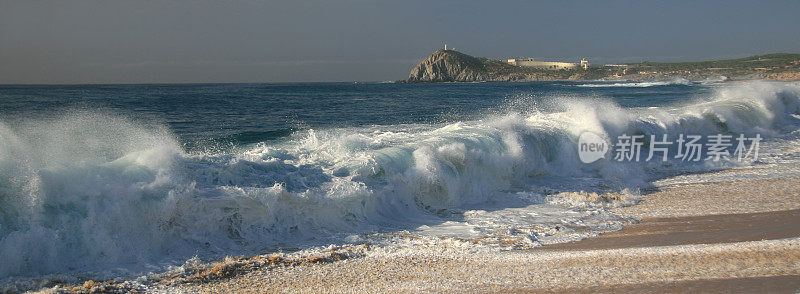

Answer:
[1,0,799,84]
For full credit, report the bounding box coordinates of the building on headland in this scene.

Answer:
[506,57,590,70]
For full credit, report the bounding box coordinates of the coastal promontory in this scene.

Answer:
[405,50,800,82]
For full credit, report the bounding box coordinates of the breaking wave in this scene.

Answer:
[1,82,799,279]
[576,78,692,88]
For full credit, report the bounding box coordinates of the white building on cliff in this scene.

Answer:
[507,57,589,70]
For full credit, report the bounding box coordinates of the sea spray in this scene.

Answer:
[1,82,799,279]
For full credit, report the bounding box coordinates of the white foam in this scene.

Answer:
[576,78,692,87]
[1,81,800,281]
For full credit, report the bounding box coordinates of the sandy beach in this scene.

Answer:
[131,170,800,294]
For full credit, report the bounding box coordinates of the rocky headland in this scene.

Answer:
[405,50,800,83]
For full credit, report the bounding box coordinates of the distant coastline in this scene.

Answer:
[404,50,800,83]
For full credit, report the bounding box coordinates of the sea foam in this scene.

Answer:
[1,82,799,280]
[576,78,693,87]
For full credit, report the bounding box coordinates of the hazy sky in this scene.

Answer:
[1,0,799,84]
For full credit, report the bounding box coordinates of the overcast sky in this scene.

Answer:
[1,0,799,84]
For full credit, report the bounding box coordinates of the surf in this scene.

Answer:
[1,81,799,281]
[576,78,693,87]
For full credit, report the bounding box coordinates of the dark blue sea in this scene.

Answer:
[0,81,708,151]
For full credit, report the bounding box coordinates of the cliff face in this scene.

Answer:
[406,50,518,82]
[405,50,800,83]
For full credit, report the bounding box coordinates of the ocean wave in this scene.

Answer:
[576,78,693,88]
[1,82,799,279]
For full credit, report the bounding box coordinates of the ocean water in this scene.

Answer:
[1,80,799,281]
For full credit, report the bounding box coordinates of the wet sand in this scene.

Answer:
[549,275,800,294]
[167,175,800,293]
[614,176,800,218]
[540,209,800,251]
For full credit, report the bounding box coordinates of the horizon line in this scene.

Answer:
[0,81,397,86]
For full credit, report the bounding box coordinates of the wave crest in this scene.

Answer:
[576,78,692,88]
[1,82,799,279]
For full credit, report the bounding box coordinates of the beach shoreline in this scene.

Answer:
[111,171,797,293]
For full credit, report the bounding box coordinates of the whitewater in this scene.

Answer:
[1,81,799,283]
